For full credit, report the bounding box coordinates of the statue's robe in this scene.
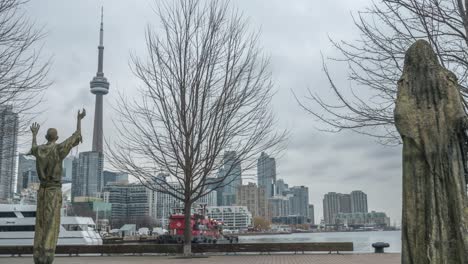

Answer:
[395,40,468,264]
[30,131,81,264]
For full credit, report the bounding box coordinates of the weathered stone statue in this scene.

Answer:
[29,109,86,264]
[395,40,468,263]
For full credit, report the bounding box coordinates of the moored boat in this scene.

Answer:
[0,204,102,246]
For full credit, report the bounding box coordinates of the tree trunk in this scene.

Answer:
[395,40,468,264]
[183,201,192,256]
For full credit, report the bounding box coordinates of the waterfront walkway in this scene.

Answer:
[3,253,400,264]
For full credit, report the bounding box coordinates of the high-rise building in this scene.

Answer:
[275,179,289,196]
[72,151,104,200]
[257,152,276,198]
[308,204,315,225]
[217,151,241,206]
[323,191,369,225]
[62,156,74,183]
[323,192,340,225]
[0,106,18,201]
[289,186,309,217]
[350,190,368,213]
[268,195,290,218]
[90,8,109,154]
[236,183,268,219]
[339,193,352,213]
[102,182,151,228]
[17,154,36,192]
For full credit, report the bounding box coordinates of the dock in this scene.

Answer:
[2,254,401,264]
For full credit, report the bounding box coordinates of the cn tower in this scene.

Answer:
[90,7,109,153]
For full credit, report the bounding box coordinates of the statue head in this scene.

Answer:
[45,128,58,142]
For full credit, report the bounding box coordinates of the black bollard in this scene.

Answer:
[372,242,390,253]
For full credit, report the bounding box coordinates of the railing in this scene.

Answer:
[0,242,353,256]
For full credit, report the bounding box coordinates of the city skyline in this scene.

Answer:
[12,0,401,224]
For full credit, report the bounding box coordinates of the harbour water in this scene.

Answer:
[239,231,401,253]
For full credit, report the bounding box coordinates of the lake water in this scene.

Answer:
[238,231,401,253]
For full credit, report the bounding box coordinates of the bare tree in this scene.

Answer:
[295,0,468,145]
[0,0,49,199]
[0,0,49,121]
[108,0,285,255]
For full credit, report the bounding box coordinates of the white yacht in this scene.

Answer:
[0,204,102,246]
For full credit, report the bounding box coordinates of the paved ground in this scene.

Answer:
[2,253,400,264]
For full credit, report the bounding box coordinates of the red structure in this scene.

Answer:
[157,205,228,244]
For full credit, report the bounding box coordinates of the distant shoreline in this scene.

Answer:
[232,230,400,236]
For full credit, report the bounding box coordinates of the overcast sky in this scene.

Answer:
[22,0,402,225]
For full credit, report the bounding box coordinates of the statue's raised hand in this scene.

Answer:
[30,122,40,135]
[77,109,86,120]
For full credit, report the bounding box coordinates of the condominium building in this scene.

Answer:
[236,183,268,219]
[339,194,352,213]
[323,192,340,225]
[206,206,252,230]
[289,186,309,217]
[62,156,74,183]
[217,151,242,206]
[308,204,315,225]
[71,151,104,201]
[102,182,151,228]
[257,152,276,198]
[350,190,368,213]
[275,179,289,196]
[0,106,18,201]
[268,195,291,218]
[323,191,369,225]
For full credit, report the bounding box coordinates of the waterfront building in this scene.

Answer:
[323,191,370,225]
[236,183,268,219]
[336,211,390,228]
[323,192,340,225]
[16,154,37,192]
[275,179,289,196]
[0,105,18,201]
[72,151,104,200]
[289,186,309,217]
[350,190,368,213]
[257,152,276,198]
[339,194,352,213]
[102,182,151,228]
[217,151,242,206]
[308,204,315,225]
[268,195,290,218]
[206,206,252,230]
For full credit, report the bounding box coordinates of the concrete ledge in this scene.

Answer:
[0,242,353,256]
